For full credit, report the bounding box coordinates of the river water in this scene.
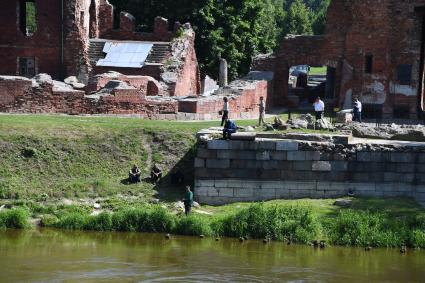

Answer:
[0,229,424,282]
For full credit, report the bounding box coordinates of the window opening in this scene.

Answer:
[365,54,373,74]
[20,0,37,36]
[19,57,36,78]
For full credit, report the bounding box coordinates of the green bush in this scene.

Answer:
[174,214,213,236]
[40,214,59,227]
[221,203,319,243]
[85,212,113,231]
[55,212,89,230]
[0,208,30,229]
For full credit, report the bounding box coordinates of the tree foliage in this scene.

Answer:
[109,0,331,80]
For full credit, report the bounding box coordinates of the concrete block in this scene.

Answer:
[418,153,425,163]
[194,187,209,196]
[287,151,306,161]
[320,152,332,161]
[253,188,276,200]
[290,189,311,198]
[260,170,282,180]
[305,151,321,161]
[207,188,220,197]
[230,141,256,150]
[227,180,244,188]
[194,158,205,168]
[214,180,228,187]
[348,183,376,192]
[260,181,280,189]
[206,159,230,169]
[208,140,230,150]
[234,188,255,198]
[384,173,414,182]
[279,161,293,170]
[256,151,270,161]
[330,161,348,171]
[195,168,212,178]
[243,181,263,189]
[218,188,234,197]
[416,187,425,193]
[195,179,215,187]
[292,161,313,171]
[197,148,217,159]
[270,151,287,161]
[216,150,231,159]
[276,141,299,151]
[312,161,332,172]
[396,163,416,173]
[351,173,372,182]
[390,152,415,163]
[262,161,280,170]
[255,140,276,150]
[295,182,316,191]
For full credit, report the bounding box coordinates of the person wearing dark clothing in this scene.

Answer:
[150,164,163,184]
[184,186,194,216]
[128,165,141,183]
[223,118,237,140]
[220,97,229,126]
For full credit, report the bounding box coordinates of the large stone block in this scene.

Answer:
[195,179,215,187]
[197,148,217,159]
[276,141,299,151]
[304,151,321,161]
[312,161,332,172]
[287,151,306,161]
[384,172,414,182]
[396,163,416,173]
[253,188,276,200]
[194,187,209,196]
[206,159,230,169]
[292,161,313,171]
[234,188,255,197]
[230,141,256,150]
[270,151,287,160]
[390,152,415,163]
[256,151,271,161]
[208,140,231,150]
[194,158,205,168]
[255,140,276,150]
[330,161,348,171]
[218,188,234,197]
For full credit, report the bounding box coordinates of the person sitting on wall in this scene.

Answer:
[183,186,194,216]
[170,167,185,185]
[223,118,237,140]
[353,98,362,123]
[128,165,141,183]
[150,164,163,184]
[313,97,325,120]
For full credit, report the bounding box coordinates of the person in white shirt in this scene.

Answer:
[353,98,362,122]
[221,97,229,126]
[313,97,325,120]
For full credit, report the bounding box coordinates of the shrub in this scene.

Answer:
[85,212,113,231]
[221,203,319,243]
[174,214,213,236]
[55,212,89,230]
[0,208,30,229]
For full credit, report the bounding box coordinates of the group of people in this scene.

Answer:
[128,164,163,184]
[313,96,362,122]
[128,165,193,215]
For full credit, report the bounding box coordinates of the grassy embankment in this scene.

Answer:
[1,114,425,248]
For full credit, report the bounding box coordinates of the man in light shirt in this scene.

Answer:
[353,98,362,122]
[313,97,325,120]
[258,96,266,126]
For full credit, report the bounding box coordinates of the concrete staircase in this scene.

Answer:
[88,40,171,66]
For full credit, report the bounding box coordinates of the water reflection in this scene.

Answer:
[0,229,424,282]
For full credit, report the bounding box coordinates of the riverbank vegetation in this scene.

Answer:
[1,114,424,248]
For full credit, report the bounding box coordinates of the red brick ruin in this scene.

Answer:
[2,0,425,119]
[253,0,425,119]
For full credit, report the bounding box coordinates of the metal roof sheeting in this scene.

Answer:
[96,42,153,68]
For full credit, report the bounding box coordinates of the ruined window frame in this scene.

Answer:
[19,0,37,37]
[17,57,36,78]
[113,8,121,30]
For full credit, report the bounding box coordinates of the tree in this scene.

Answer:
[285,0,313,35]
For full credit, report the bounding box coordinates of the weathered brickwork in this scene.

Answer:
[253,0,425,118]
[195,139,425,205]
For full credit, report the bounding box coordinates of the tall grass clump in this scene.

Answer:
[0,208,30,229]
[221,203,320,243]
[174,214,213,236]
[55,212,90,230]
[326,210,407,247]
[111,206,175,233]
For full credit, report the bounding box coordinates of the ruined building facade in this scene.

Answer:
[254,0,425,119]
[0,0,201,97]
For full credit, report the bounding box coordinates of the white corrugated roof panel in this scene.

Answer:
[97,42,153,68]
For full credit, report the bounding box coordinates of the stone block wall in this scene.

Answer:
[194,139,425,205]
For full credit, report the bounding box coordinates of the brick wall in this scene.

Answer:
[194,139,425,205]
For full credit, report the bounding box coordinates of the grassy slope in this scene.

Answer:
[1,114,424,247]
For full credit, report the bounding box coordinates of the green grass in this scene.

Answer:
[0,208,30,229]
[309,66,327,76]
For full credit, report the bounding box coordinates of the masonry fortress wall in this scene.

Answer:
[194,137,425,206]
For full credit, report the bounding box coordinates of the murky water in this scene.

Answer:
[0,229,424,283]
